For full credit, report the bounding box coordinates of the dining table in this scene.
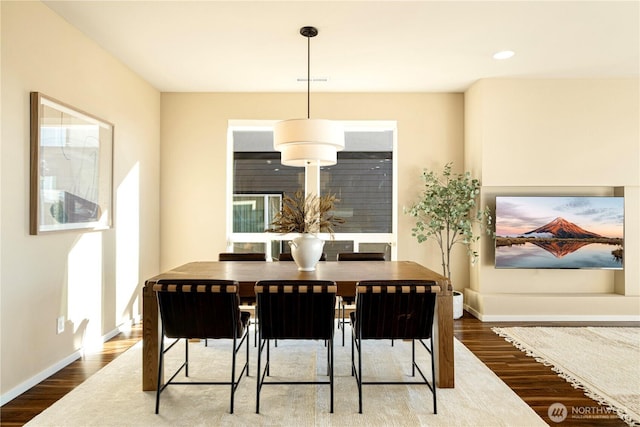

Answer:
[141,260,455,390]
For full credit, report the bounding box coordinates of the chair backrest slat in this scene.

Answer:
[154,279,242,339]
[255,280,336,340]
[354,280,437,340]
[219,252,266,262]
[337,252,386,261]
[278,252,327,261]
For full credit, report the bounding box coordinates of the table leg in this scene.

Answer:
[142,284,160,391]
[434,293,454,388]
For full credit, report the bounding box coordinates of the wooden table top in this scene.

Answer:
[145,260,451,297]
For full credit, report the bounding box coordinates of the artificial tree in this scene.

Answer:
[406,163,492,316]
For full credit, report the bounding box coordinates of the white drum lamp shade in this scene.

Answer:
[274,26,343,168]
[274,118,344,167]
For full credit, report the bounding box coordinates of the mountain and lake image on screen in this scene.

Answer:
[495,196,624,269]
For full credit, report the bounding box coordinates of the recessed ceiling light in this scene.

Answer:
[493,50,515,60]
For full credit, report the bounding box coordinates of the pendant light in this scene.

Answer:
[274,26,344,167]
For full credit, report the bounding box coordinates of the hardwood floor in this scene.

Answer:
[454,313,631,426]
[1,313,632,426]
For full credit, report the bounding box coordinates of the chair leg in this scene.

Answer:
[185,339,189,377]
[330,337,334,413]
[431,336,437,414]
[253,304,259,348]
[357,335,363,414]
[154,333,165,414]
[351,328,355,377]
[326,340,330,376]
[254,317,259,348]
[256,336,261,414]
[230,335,236,414]
[246,329,250,377]
[266,339,271,376]
[341,300,345,346]
[411,339,416,377]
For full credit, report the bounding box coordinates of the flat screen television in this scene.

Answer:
[495,196,624,269]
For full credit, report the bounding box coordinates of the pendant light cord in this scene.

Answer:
[307,33,311,119]
[300,26,318,119]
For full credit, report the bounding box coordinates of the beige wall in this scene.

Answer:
[473,79,639,187]
[465,79,640,320]
[1,1,160,400]
[160,92,467,282]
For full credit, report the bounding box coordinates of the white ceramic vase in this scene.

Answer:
[289,234,325,271]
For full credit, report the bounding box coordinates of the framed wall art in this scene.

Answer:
[30,92,114,234]
[495,196,624,270]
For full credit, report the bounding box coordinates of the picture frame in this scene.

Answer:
[30,92,114,234]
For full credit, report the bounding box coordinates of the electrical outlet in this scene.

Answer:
[57,316,65,334]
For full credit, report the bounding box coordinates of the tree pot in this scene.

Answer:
[453,290,464,319]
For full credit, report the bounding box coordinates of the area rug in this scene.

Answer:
[25,331,545,426]
[493,326,640,426]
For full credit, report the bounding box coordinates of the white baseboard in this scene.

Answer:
[102,323,127,342]
[464,305,640,322]
[0,323,133,406]
[0,349,83,406]
[480,314,640,322]
[464,304,483,320]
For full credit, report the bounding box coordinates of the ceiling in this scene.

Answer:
[43,1,639,93]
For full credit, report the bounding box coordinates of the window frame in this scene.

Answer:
[226,120,398,260]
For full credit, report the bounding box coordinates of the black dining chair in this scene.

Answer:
[255,280,337,414]
[350,280,439,414]
[336,252,387,346]
[153,279,250,414]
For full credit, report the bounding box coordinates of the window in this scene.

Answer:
[227,121,397,261]
[233,193,282,233]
